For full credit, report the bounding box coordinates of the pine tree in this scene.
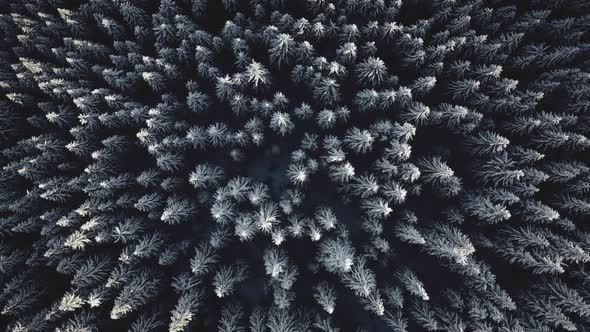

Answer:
[245,61,271,90]
[313,78,342,106]
[356,57,388,87]
[160,196,195,224]
[189,164,225,189]
[190,243,219,276]
[465,131,510,156]
[270,112,295,136]
[218,302,245,332]
[269,33,295,67]
[343,127,374,153]
[264,248,289,278]
[544,279,590,318]
[313,282,337,314]
[110,273,158,319]
[361,288,385,316]
[169,289,203,332]
[213,264,248,298]
[341,256,376,297]
[397,269,429,301]
[462,195,511,224]
[318,238,355,273]
[249,307,268,332]
[410,301,439,331]
[348,174,380,198]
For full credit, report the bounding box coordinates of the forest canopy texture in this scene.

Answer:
[1,0,590,331]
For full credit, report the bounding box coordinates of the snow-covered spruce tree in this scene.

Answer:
[1,0,590,331]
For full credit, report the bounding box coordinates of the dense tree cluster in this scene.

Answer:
[0,0,590,331]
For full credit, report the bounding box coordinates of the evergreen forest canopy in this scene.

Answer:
[0,0,590,331]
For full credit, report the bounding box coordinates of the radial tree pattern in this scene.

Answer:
[0,0,590,331]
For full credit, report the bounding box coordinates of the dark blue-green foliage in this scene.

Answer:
[0,0,590,331]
